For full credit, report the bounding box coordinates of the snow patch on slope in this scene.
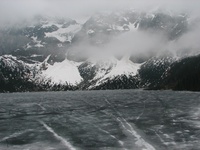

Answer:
[129,22,139,31]
[105,59,141,77]
[93,57,141,87]
[88,56,118,81]
[42,59,83,85]
[31,36,44,47]
[45,24,81,43]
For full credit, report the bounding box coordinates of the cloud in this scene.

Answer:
[103,30,167,57]
[68,18,200,61]
[1,0,200,60]
[167,23,200,57]
[0,0,200,23]
[68,29,168,61]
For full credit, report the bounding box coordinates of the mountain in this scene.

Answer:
[0,55,77,92]
[40,55,83,86]
[0,9,199,92]
[139,12,188,40]
[78,56,118,89]
[72,10,188,47]
[90,56,141,90]
[154,55,200,91]
[0,55,36,92]
[0,16,81,62]
[139,56,175,88]
[73,10,140,45]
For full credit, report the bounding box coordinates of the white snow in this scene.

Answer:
[35,43,44,48]
[0,55,33,69]
[129,22,139,31]
[114,25,124,31]
[41,21,58,28]
[0,55,18,68]
[100,57,141,81]
[31,36,44,47]
[112,22,139,32]
[123,17,128,21]
[87,56,118,81]
[30,54,43,58]
[74,16,90,24]
[88,55,142,88]
[87,29,95,35]
[41,58,83,85]
[45,24,81,43]
[26,43,32,49]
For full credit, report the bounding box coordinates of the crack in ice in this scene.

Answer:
[39,121,76,150]
[104,98,156,150]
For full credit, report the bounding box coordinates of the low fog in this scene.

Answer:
[68,30,168,60]
[69,24,200,62]
[1,0,200,61]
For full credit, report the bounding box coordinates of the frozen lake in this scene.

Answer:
[0,90,200,150]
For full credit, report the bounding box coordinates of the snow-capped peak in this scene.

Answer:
[89,55,142,88]
[87,56,118,81]
[102,56,141,79]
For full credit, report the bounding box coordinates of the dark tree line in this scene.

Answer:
[155,55,200,91]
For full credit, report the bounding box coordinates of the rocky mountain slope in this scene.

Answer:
[154,55,200,91]
[0,9,199,92]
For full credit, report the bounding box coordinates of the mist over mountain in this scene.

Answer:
[2,2,200,150]
[0,0,200,92]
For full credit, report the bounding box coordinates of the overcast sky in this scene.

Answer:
[0,0,200,58]
[0,0,200,23]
